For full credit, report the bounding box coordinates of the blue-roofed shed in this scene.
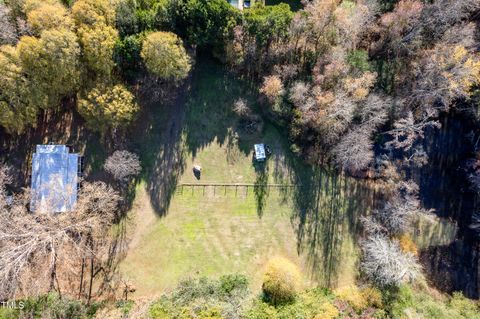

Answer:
[30,145,81,213]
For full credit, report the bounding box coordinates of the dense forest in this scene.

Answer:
[2,0,480,318]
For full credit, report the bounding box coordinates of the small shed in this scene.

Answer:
[254,144,266,162]
[30,145,81,213]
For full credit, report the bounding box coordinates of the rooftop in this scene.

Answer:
[30,145,80,213]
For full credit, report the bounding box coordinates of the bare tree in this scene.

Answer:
[0,4,18,45]
[260,75,284,104]
[289,81,311,108]
[361,234,422,286]
[332,126,374,173]
[384,111,441,151]
[104,150,141,182]
[364,179,434,235]
[360,215,387,235]
[414,0,480,44]
[0,181,121,300]
[273,64,298,82]
[358,94,391,128]
[374,198,417,234]
[407,145,429,167]
[334,0,377,51]
[317,93,356,147]
[233,98,250,118]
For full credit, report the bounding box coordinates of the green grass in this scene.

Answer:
[120,120,372,296]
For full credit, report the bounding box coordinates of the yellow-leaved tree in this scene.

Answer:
[77,84,139,133]
[16,29,81,109]
[141,31,191,81]
[77,24,118,77]
[0,45,38,134]
[72,0,119,80]
[24,0,73,35]
[71,0,116,27]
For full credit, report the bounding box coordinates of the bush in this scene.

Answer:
[449,292,480,318]
[262,257,301,305]
[149,275,250,319]
[10,293,101,319]
[335,285,368,311]
[398,234,419,256]
[313,302,339,319]
[219,274,248,296]
[246,288,337,319]
[381,285,480,319]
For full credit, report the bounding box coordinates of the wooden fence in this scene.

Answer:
[177,183,298,196]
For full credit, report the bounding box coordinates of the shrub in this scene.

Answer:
[149,276,249,319]
[361,286,383,308]
[262,257,301,305]
[14,293,100,318]
[398,234,419,256]
[335,285,368,311]
[313,302,339,319]
[382,285,415,318]
[245,300,278,319]
[219,274,248,296]
[449,292,480,318]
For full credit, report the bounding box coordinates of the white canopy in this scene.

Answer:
[254,144,266,161]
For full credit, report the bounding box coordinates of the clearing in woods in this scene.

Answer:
[118,59,376,297]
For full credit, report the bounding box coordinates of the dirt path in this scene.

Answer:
[127,186,159,250]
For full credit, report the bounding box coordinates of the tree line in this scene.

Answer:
[0,0,193,136]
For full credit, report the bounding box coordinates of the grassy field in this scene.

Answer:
[119,130,368,297]
[118,59,378,297]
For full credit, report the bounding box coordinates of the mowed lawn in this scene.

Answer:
[119,126,367,297]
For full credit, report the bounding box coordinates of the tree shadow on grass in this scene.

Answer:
[284,153,378,286]
[128,79,188,217]
[182,56,257,159]
[254,161,269,218]
[420,240,480,299]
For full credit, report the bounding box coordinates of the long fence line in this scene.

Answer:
[176,183,298,196]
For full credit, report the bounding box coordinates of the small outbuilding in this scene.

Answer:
[30,145,82,213]
[254,143,266,162]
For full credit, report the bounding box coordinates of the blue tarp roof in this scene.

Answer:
[30,145,79,213]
